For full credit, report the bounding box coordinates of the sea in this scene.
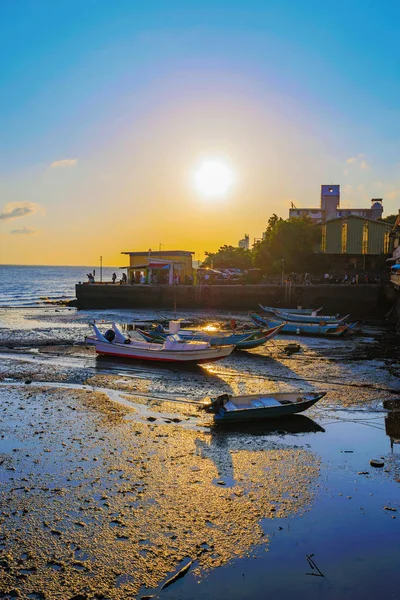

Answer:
[0,264,124,307]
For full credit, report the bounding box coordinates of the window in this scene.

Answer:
[341,222,348,253]
[362,222,369,254]
[321,225,326,252]
[384,230,390,253]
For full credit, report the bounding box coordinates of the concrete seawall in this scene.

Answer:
[75,283,395,319]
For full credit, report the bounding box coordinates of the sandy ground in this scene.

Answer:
[1,308,400,599]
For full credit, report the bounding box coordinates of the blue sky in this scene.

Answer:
[0,0,399,263]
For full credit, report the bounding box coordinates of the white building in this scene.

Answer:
[289,185,384,223]
[238,233,250,250]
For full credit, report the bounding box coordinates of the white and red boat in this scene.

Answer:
[85,323,234,364]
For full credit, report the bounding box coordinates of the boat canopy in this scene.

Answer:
[391,264,400,270]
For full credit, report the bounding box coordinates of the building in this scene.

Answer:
[289,185,384,223]
[121,250,194,284]
[238,234,250,250]
[319,215,392,272]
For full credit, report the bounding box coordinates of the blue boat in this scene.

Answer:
[249,312,351,337]
[259,304,323,315]
[272,309,349,324]
[137,324,284,349]
[203,391,326,423]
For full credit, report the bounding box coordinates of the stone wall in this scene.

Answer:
[75,283,395,319]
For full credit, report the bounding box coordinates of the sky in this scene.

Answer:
[0,0,399,266]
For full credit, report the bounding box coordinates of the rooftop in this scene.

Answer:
[121,250,194,256]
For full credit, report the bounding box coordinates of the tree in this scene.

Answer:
[378,214,397,225]
[253,215,320,274]
[202,245,253,270]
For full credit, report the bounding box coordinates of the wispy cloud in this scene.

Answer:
[10,227,36,235]
[50,158,77,168]
[346,153,369,169]
[0,201,42,221]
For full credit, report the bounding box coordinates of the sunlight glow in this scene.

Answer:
[194,160,234,198]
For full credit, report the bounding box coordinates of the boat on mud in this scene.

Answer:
[249,312,354,336]
[86,323,234,364]
[259,304,323,315]
[137,322,284,350]
[203,391,326,423]
[271,309,349,324]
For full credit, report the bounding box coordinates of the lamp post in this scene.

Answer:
[148,248,151,284]
[281,258,285,285]
[100,256,103,283]
[159,243,162,251]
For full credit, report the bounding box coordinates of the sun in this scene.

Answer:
[194,160,234,197]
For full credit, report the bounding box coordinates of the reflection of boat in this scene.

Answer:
[86,323,234,364]
[137,323,284,350]
[272,309,348,324]
[250,313,352,337]
[210,414,325,435]
[259,304,323,315]
[384,400,400,449]
[204,391,326,423]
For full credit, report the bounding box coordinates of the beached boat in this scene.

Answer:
[249,313,352,337]
[203,391,326,423]
[259,304,323,315]
[272,309,349,324]
[137,323,284,350]
[86,323,234,364]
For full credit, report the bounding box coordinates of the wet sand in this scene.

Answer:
[1,307,400,599]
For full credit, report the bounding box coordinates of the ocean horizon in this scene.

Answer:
[0,264,125,307]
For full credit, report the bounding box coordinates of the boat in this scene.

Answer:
[136,323,284,350]
[203,391,326,423]
[272,309,349,324]
[259,304,323,315]
[85,323,234,364]
[249,313,352,337]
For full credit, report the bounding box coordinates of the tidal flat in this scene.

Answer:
[0,307,400,599]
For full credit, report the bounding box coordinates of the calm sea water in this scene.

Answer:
[0,265,124,307]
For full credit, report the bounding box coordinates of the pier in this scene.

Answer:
[75,282,394,319]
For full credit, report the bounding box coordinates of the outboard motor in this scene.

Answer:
[104,329,116,343]
[204,393,230,413]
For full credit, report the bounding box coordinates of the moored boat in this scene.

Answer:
[137,323,284,350]
[272,309,348,324]
[203,391,326,423]
[86,323,234,364]
[259,304,323,315]
[249,313,352,337]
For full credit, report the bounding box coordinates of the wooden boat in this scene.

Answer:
[203,391,326,423]
[272,309,349,324]
[259,304,322,315]
[86,323,234,364]
[249,313,352,337]
[137,324,284,350]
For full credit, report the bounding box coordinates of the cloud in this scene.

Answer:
[346,153,368,169]
[0,201,41,221]
[386,190,398,200]
[50,158,77,168]
[10,227,36,235]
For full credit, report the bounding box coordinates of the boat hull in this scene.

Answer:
[259,304,322,315]
[90,339,234,363]
[249,313,350,336]
[213,393,325,423]
[273,310,346,324]
[137,325,283,349]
